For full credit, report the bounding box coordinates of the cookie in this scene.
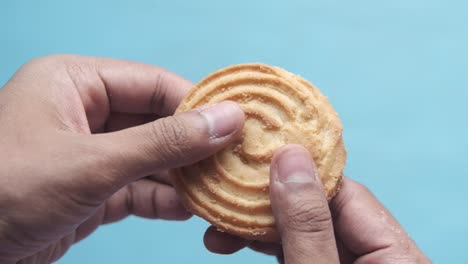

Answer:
[171,63,346,242]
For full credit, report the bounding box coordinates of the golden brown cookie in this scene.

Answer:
[171,63,346,242]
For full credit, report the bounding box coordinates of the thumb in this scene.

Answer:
[80,101,244,196]
[270,145,339,264]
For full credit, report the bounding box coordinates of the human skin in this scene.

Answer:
[0,55,431,264]
[204,145,432,264]
[0,55,245,263]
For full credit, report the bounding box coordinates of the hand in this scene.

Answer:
[0,55,244,263]
[204,145,431,263]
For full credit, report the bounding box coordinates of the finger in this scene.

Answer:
[203,226,250,254]
[270,145,339,264]
[103,112,158,133]
[330,178,429,262]
[146,170,173,186]
[336,236,356,264]
[89,57,190,131]
[7,55,192,132]
[92,57,192,115]
[77,101,244,199]
[102,179,192,223]
[203,226,282,256]
[73,179,192,242]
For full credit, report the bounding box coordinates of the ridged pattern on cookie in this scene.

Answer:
[172,63,346,241]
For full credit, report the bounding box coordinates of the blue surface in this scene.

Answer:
[1,0,467,263]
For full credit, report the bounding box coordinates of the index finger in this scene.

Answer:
[92,57,192,116]
[45,55,194,132]
[331,177,427,260]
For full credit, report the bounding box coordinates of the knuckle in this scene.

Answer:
[388,241,431,264]
[149,73,167,114]
[21,55,92,77]
[17,56,54,75]
[16,55,90,90]
[65,61,103,97]
[157,116,190,146]
[353,180,372,194]
[283,193,333,234]
[382,251,430,264]
[21,54,72,70]
[149,117,191,162]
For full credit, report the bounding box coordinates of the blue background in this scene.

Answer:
[1,0,467,263]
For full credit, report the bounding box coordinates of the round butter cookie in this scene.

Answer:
[171,63,346,242]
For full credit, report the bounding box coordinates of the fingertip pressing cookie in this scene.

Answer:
[171,63,346,242]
